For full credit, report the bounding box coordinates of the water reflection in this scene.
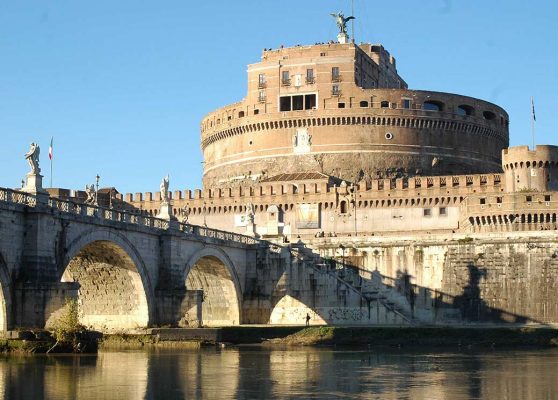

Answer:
[0,347,557,399]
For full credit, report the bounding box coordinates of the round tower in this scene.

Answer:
[502,145,558,192]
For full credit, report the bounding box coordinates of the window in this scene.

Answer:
[258,90,266,103]
[306,69,315,84]
[480,198,486,205]
[281,70,290,86]
[423,208,432,217]
[439,207,447,216]
[360,101,369,108]
[457,105,474,116]
[526,195,533,202]
[402,99,411,109]
[423,101,444,112]
[381,101,390,108]
[279,94,317,112]
[545,195,552,202]
[292,95,304,111]
[332,84,340,96]
[340,200,348,214]
[305,94,316,109]
[332,67,340,81]
[497,196,503,203]
[280,96,292,112]
[258,74,266,88]
[238,111,245,118]
[254,109,259,115]
[338,102,345,109]
[483,110,496,120]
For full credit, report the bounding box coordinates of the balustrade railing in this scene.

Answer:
[0,187,257,245]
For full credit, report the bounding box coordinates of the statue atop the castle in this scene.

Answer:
[330,12,354,36]
[24,142,41,174]
[160,175,170,204]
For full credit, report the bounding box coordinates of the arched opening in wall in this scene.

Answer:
[340,200,348,214]
[483,111,496,120]
[269,295,326,325]
[61,240,149,331]
[185,255,240,326]
[423,100,444,112]
[457,105,475,116]
[359,100,369,108]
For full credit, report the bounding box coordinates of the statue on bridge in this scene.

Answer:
[24,142,41,174]
[160,175,170,204]
[84,184,96,205]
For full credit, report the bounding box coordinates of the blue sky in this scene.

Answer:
[1,0,556,194]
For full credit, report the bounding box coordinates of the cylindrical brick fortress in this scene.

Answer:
[200,43,509,189]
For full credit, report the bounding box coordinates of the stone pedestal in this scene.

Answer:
[337,32,349,44]
[159,202,177,224]
[245,222,255,237]
[22,172,49,202]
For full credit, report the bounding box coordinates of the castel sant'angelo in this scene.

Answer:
[49,15,558,324]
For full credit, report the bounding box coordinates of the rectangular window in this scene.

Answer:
[439,207,447,216]
[281,70,290,86]
[402,99,411,109]
[332,67,340,81]
[258,90,266,103]
[338,103,345,109]
[526,195,533,202]
[497,196,503,204]
[480,198,486,205]
[332,84,340,95]
[292,95,304,111]
[423,209,432,217]
[280,96,292,112]
[305,94,316,109]
[306,69,315,84]
[258,74,266,88]
[545,195,551,202]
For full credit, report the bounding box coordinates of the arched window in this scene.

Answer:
[340,200,348,214]
[380,101,390,108]
[457,105,474,116]
[360,100,369,108]
[483,111,496,120]
[423,101,444,112]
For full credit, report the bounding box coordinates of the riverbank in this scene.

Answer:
[3,326,558,353]
[263,326,558,348]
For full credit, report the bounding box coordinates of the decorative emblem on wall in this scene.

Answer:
[293,128,312,154]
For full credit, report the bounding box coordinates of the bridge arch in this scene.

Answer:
[0,253,11,331]
[183,246,242,326]
[62,229,154,331]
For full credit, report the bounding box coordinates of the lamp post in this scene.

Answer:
[339,243,346,273]
[95,174,100,206]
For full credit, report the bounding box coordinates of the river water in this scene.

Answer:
[0,347,557,399]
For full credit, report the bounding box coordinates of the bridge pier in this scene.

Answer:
[13,282,79,329]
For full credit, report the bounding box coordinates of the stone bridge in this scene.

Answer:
[0,187,405,333]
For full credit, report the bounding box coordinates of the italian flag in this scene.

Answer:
[48,137,53,160]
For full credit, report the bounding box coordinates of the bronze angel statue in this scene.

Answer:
[330,12,355,35]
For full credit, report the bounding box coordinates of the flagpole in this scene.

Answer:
[531,97,536,150]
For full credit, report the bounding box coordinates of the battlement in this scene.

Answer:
[125,172,504,209]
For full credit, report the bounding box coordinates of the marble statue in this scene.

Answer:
[330,12,355,35]
[178,206,190,223]
[160,175,170,204]
[84,184,96,205]
[24,142,41,174]
[245,203,255,224]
